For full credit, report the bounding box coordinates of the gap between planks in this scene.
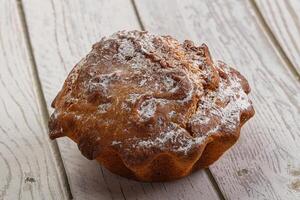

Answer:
[131,0,146,31]
[15,0,72,198]
[249,0,300,81]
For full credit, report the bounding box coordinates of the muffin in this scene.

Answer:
[49,30,255,181]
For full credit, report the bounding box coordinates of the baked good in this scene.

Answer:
[49,30,255,182]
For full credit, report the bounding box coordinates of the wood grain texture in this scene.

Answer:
[22,0,221,199]
[254,0,300,75]
[0,0,69,199]
[133,0,300,199]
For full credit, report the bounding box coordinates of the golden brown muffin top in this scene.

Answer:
[49,30,253,166]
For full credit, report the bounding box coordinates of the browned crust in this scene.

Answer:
[48,30,255,182]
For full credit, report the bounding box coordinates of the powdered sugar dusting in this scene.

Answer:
[139,79,147,86]
[137,98,157,121]
[163,76,176,91]
[189,62,252,136]
[136,123,206,154]
[59,30,253,157]
[127,94,141,104]
[86,70,123,93]
[98,103,112,113]
[118,40,135,57]
[112,141,122,146]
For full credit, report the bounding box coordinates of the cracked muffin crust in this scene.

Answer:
[49,30,255,181]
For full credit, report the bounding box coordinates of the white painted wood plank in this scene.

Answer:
[22,0,221,199]
[254,0,300,74]
[133,0,300,199]
[0,0,69,199]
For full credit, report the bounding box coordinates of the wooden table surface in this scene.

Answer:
[1,0,300,199]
